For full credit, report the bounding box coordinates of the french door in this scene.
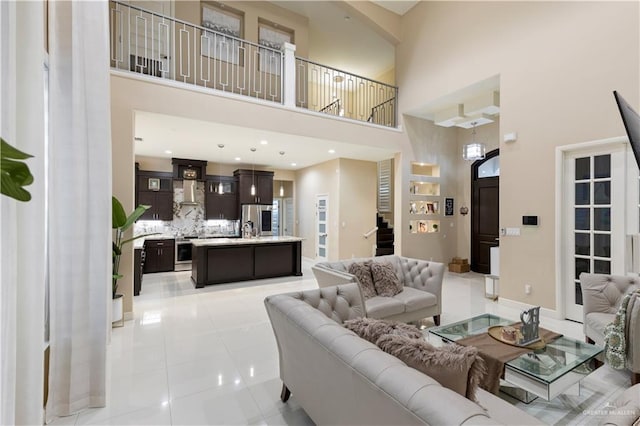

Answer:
[563,145,626,321]
[316,195,328,261]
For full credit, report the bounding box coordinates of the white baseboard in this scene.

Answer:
[498,297,563,320]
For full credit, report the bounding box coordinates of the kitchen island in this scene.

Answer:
[191,236,303,287]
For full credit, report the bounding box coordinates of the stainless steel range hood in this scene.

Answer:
[181,179,199,206]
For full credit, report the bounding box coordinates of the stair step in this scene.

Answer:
[375,247,394,256]
[377,236,394,245]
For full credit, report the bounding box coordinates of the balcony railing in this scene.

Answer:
[295,58,397,127]
[108,1,398,127]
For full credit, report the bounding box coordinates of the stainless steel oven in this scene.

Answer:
[175,237,196,271]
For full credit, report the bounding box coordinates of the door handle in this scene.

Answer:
[319,233,328,237]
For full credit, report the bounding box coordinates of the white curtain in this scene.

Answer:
[46,0,112,419]
[0,1,46,425]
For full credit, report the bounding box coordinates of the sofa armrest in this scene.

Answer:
[312,265,357,288]
[399,258,445,308]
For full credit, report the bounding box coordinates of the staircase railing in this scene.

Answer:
[109,0,283,103]
[295,57,398,127]
[368,97,396,127]
[319,99,342,116]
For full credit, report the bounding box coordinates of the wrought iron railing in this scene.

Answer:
[109,0,283,103]
[295,57,397,127]
[319,99,342,116]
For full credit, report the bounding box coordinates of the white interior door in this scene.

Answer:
[283,198,294,237]
[316,195,329,261]
[563,145,626,322]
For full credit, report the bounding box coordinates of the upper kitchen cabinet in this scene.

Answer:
[135,167,174,221]
[234,169,274,205]
[205,175,239,220]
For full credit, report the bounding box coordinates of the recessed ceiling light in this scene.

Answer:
[344,16,351,21]
[328,149,336,154]
[279,151,285,155]
[164,150,172,154]
[218,144,225,148]
[291,162,297,167]
[235,157,241,161]
[260,140,268,145]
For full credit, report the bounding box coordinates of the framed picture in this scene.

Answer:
[201,2,243,65]
[148,178,160,191]
[444,197,454,216]
[258,19,293,75]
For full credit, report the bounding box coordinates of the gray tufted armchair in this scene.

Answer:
[312,255,444,325]
[580,273,640,384]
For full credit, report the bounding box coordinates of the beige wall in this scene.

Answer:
[399,116,458,263]
[295,158,377,261]
[398,1,639,311]
[337,158,378,259]
[295,159,340,259]
[174,0,309,57]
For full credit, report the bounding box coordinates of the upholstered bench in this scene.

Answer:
[312,255,444,325]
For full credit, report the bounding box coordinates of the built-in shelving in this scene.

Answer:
[409,162,441,234]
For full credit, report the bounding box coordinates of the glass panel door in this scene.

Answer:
[316,195,328,261]
[565,147,625,321]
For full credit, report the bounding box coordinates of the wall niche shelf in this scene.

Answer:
[410,181,440,196]
[411,162,440,177]
[409,200,439,215]
[409,219,440,234]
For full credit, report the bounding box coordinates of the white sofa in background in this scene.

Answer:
[264,283,543,425]
[311,255,445,325]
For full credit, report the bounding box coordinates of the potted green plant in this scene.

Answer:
[112,196,158,324]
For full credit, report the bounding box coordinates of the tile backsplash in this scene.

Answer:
[134,181,239,237]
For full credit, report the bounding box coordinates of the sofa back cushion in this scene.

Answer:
[370,262,403,297]
[581,273,640,315]
[348,261,377,299]
[289,284,365,324]
[343,317,423,345]
[377,334,486,402]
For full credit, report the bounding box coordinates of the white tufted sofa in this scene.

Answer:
[264,283,543,425]
[312,255,444,325]
[580,273,640,385]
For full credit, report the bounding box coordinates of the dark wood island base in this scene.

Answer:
[191,238,303,288]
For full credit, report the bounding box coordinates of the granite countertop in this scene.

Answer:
[191,236,304,247]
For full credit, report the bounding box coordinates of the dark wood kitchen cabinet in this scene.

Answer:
[135,169,174,221]
[205,176,238,220]
[143,239,175,273]
[234,169,274,205]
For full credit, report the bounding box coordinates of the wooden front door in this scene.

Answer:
[471,149,500,273]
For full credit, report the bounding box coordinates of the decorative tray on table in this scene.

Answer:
[487,325,546,350]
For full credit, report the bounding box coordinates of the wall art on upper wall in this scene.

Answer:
[201,3,243,65]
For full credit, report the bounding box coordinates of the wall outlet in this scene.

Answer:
[525,284,532,295]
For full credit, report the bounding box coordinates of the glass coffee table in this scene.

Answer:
[428,313,603,402]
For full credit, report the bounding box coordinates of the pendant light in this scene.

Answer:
[462,122,486,161]
[217,144,224,194]
[250,147,256,196]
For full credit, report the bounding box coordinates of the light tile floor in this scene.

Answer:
[54,260,632,425]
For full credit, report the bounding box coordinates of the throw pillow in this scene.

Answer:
[344,317,423,345]
[377,334,486,402]
[370,262,403,297]
[348,261,377,299]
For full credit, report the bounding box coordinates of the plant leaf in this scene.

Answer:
[1,158,34,186]
[120,232,161,247]
[120,204,152,232]
[1,173,31,201]
[1,138,33,160]
[112,196,127,229]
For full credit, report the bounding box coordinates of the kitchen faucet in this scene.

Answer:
[243,221,254,239]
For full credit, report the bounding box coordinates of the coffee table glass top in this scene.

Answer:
[429,313,603,384]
